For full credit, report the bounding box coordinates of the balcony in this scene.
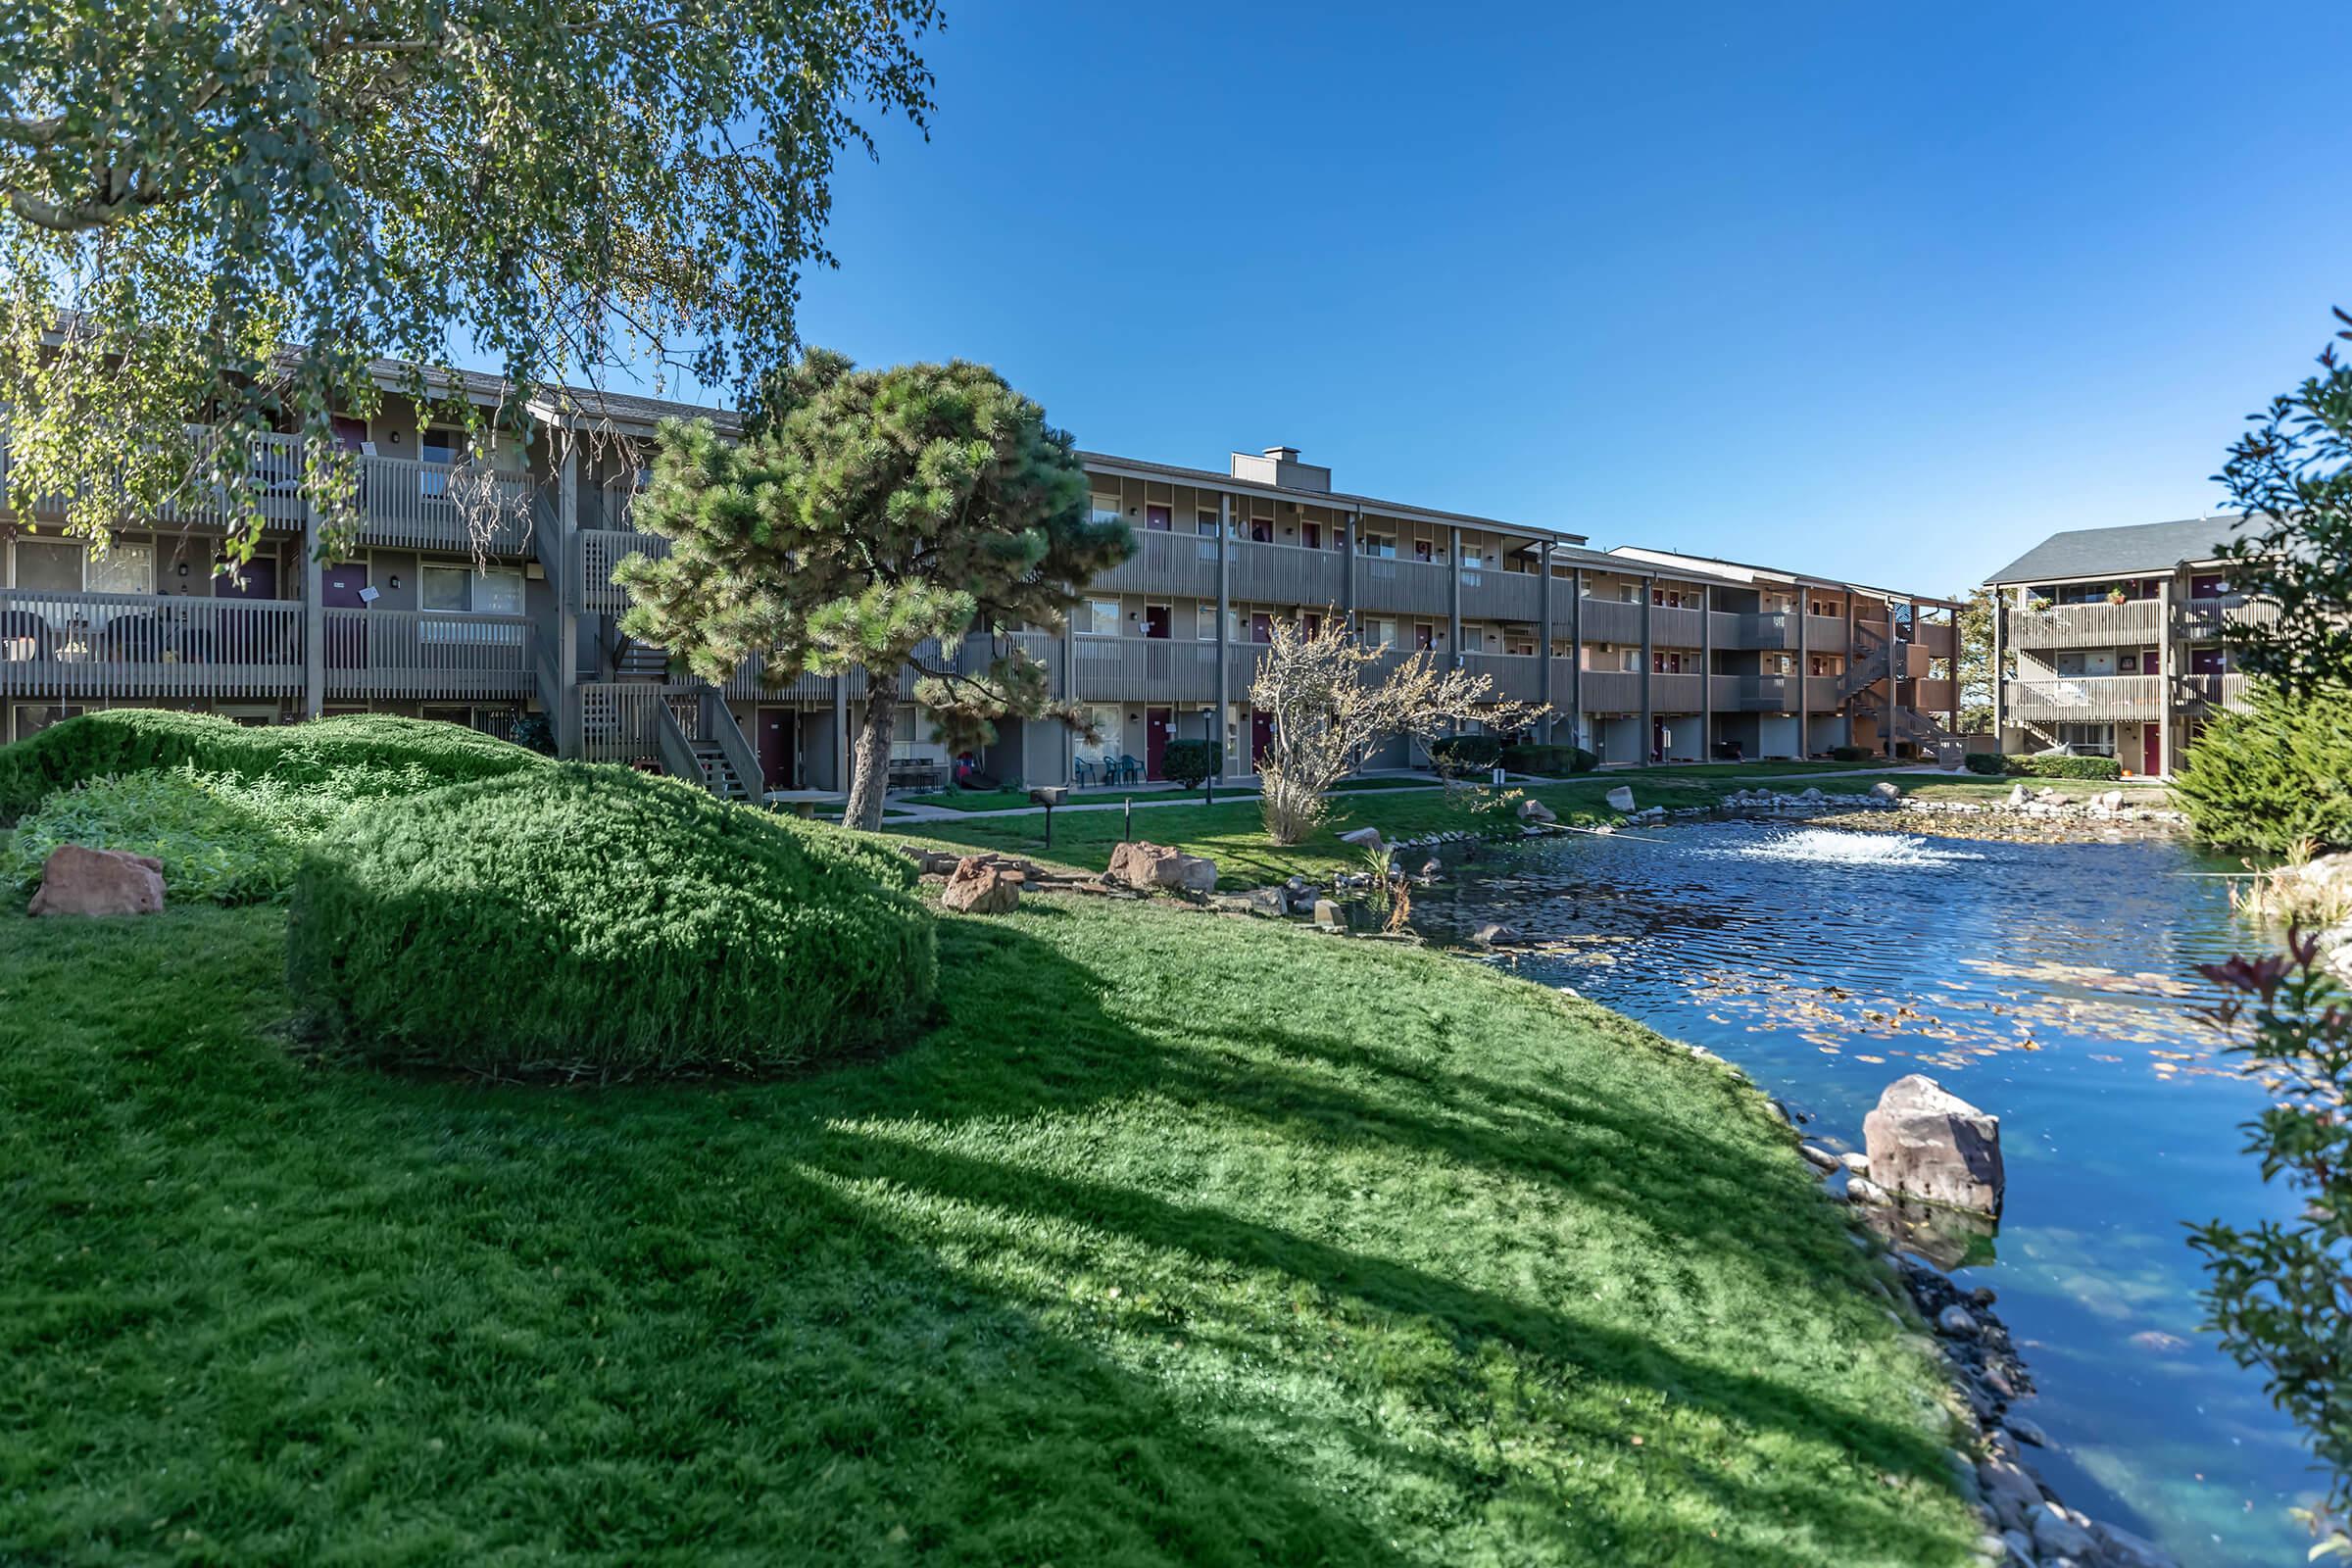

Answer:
[0,588,303,700]
[2180,672,2253,711]
[2006,674,2167,722]
[2179,596,2281,642]
[1069,636,1219,701]
[1578,668,1643,712]
[1355,556,1452,615]
[1651,671,1705,712]
[1915,621,1956,661]
[1458,565,1541,621]
[320,611,537,701]
[1803,614,1849,656]
[2007,598,2165,651]
[1912,677,1956,714]
[1711,611,1798,651]
[1650,605,1706,647]
[1804,674,1844,710]
[573,528,670,613]
[1229,539,1346,606]
[1573,598,1646,644]
[1712,673,1798,711]
[352,453,535,553]
[1095,529,1219,599]
[1226,641,1272,697]
[1458,651,1543,704]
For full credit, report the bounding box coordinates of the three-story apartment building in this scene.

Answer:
[1984,516,2269,777]
[0,375,1962,794]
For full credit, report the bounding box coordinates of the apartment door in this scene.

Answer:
[2189,647,2226,675]
[757,708,797,791]
[1145,504,1171,531]
[1251,709,1274,767]
[322,561,368,669]
[1250,612,1272,644]
[1300,521,1321,550]
[1250,518,1273,544]
[1145,707,1173,780]
[2143,724,2162,778]
[1144,604,1171,640]
[214,558,278,600]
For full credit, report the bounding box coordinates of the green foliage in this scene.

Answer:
[1428,734,1503,773]
[2187,935,2352,1554]
[1953,587,1996,733]
[1830,745,1875,762]
[1160,739,1220,790]
[2215,308,2352,694]
[0,2,937,558]
[0,710,544,822]
[1962,752,2005,776]
[4,759,448,905]
[1507,744,1597,775]
[1998,754,2122,781]
[3,898,1984,1565]
[287,764,935,1078]
[2176,682,2352,859]
[618,352,1131,830]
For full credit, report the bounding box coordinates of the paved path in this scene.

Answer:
[882,765,1954,824]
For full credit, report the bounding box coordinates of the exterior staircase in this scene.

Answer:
[613,635,669,682]
[687,736,755,802]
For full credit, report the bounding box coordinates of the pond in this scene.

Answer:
[1415,817,2316,1567]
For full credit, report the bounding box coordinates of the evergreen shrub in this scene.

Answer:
[1963,753,2006,775]
[287,764,935,1078]
[2175,682,2352,859]
[2005,754,2123,781]
[1160,740,1221,790]
[1505,744,1597,775]
[1429,735,1503,773]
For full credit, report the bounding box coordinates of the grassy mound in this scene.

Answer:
[3,894,1980,1565]
[0,710,543,821]
[286,764,936,1077]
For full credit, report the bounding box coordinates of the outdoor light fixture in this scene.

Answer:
[388,574,401,590]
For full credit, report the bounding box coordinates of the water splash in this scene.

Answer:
[1721,828,1984,867]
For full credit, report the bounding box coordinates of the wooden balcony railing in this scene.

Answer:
[352,453,534,552]
[0,588,302,699]
[2005,675,2167,721]
[320,610,537,700]
[1579,668,1643,711]
[1458,651,1543,703]
[2006,598,2165,650]
[1458,566,1541,622]
[1650,605,1706,647]
[1712,673,1798,710]
[1575,598,1646,644]
[1711,611,1798,651]
[1229,539,1346,607]
[1094,529,1219,598]
[1650,671,1705,711]
[1068,636,1219,701]
[573,528,669,613]
[2179,596,2282,641]
[1355,556,1452,615]
[1803,614,1850,656]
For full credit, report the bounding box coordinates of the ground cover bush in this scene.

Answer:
[1963,752,2005,775]
[2005,754,2124,781]
[2176,681,2352,859]
[286,763,935,1078]
[1159,738,1220,789]
[0,710,543,820]
[5,766,353,903]
[3,895,1984,1565]
[1830,744,1875,762]
[1427,734,1502,773]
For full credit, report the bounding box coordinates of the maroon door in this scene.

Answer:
[1145,707,1173,780]
[1250,519,1273,544]
[1250,612,1272,644]
[1300,521,1321,549]
[1144,604,1171,640]
[2143,725,2162,777]
[1251,710,1274,767]
[758,709,794,791]
[2189,647,2226,675]
[213,558,278,599]
[323,561,368,669]
[1145,504,1171,531]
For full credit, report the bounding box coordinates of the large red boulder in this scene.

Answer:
[27,845,166,918]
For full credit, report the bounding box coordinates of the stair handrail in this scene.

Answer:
[700,689,763,804]
[653,694,700,783]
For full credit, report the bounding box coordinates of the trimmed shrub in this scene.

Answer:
[1829,745,1875,762]
[1506,744,1597,775]
[287,764,936,1078]
[0,710,543,820]
[1963,752,2005,776]
[2176,681,2352,860]
[1160,739,1221,790]
[2005,754,2123,781]
[1429,735,1503,774]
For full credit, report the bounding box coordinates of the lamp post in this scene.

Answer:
[1202,708,1215,806]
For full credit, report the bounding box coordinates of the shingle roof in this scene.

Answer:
[1984,516,2257,584]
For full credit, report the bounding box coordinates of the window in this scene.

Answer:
[1197,607,1217,641]
[1619,583,1641,604]
[1363,617,1397,649]
[88,542,153,596]
[13,540,82,592]
[420,430,460,497]
[1249,516,1273,544]
[421,564,523,615]
[1078,598,1119,637]
[1075,705,1121,763]
[1197,510,1219,536]
[1089,493,1123,528]
[1413,539,1434,564]
[1359,532,1396,559]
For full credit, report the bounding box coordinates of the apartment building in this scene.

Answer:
[1983,516,2272,777]
[0,376,1960,793]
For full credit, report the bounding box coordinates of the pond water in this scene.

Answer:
[1415,817,2317,1567]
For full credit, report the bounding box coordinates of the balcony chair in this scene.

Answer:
[1072,757,1098,787]
[1114,754,1145,785]
[0,610,53,662]
[103,614,171,662]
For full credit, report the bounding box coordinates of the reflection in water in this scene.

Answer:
[1418,818,2313,1568]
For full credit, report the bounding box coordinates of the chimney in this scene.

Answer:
[1263,445,1300,464]
[1228,445,1332,494]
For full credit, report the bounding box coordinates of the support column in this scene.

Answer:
[1640,586,1654,764]
[1341,511,1357,632]
[831,681,850,794]
[1446,524,1463,661]
[2156,576,2174,777]
[1991,590,2006,749]
[1217,492,1235,778]
[555,447,580,758]
[1698,584,1714,760]
[1843,594,1857,750]
[1570,566,1585,750]
[300,499,324,721]
[1537,543,1553,742]
[1795,597,1810,759]
[1886,596,1900,758]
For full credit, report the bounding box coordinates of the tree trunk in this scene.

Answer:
[844,672,899,831]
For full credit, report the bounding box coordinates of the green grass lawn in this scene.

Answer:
[904,774,1897,886]
[1,898,1977,1565]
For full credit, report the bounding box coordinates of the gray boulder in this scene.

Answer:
[1105,840,1218,894]
[1863,1074,2004,1215]
[1871,779,1901,800]
[1516,797,1557,824]
[940,857,1019,914]
[1337,825,1386,852]
[1604,785,1636,811]
[2029,1502,2096,1560]
[1978,1455,2043,1533]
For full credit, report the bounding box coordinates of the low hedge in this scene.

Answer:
[0,710,543,820]
[1160,739,1221,789]
[1963,753,2005,775]
[1429,735,1503,773]
[286,764,936,1078]
[1505,744,1597,775]
[1829,745,1875,762]
[2004,754,2123,781]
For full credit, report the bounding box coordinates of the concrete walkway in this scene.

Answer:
[882,764,1954,824]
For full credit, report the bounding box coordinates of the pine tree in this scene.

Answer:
[2174,680,2352,860]
[616,352,1131,830]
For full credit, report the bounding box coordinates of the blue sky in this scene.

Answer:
[651,1,2352,594]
